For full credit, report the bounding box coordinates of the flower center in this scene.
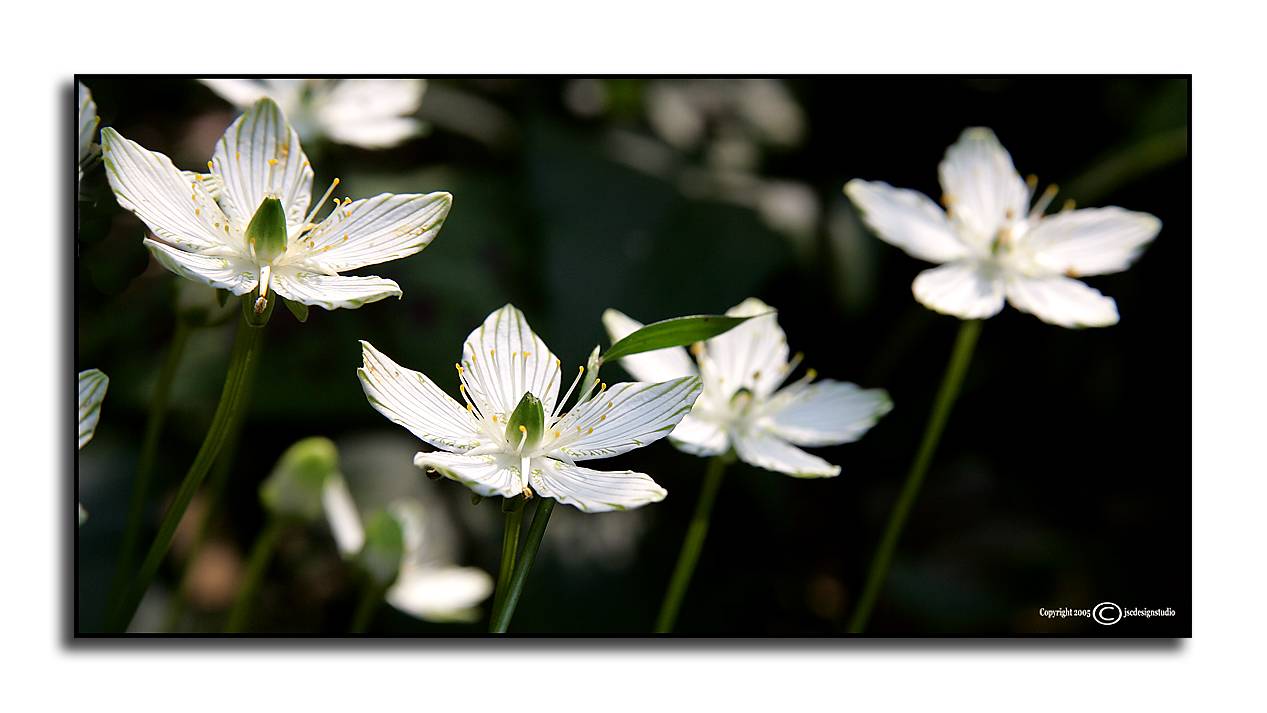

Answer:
[505,392,545,453]
[245,196,289,314]
[246,196,288,265]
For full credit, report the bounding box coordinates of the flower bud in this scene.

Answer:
[356,510,405,586]
[259,437,341,521]
[246,196,288,264]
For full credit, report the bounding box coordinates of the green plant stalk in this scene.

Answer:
[109,314,266,632]
[159,423,243,632]
[108,320,193,618]
[848,319,982,634]
[491,506,525,620]
[224,515,286,633]
[489,498,555,633]
[655,455,729,633]
[350,580,384,634]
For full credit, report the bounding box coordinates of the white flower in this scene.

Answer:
[78,369,109,524]
[358,304,703,513]
[322,476,493,623]
[101,97,451,312]
[201,79,427,149]
[604,298,891,478]
[845,128,1161,328]
[77,82,99,182]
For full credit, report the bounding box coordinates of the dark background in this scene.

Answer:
[75,76,1190,636]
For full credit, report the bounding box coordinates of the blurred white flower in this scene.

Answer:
[77,82,99,183]
[77,368,109,523]
[323,476,492,623]
[201,79,427,149]
[358,304,703,512]
[846,128,1162,328]
[102,97,451,312]
[604,298,891,478]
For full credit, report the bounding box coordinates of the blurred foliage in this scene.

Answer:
[76,77,1189,635]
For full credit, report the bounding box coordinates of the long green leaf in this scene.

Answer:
[602,314,756,363]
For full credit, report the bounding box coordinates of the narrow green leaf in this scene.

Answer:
[283,297,309,323]
[602,314,757,363]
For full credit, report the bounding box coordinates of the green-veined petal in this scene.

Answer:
[549,376,702,462]
[211,97,313,231]
[290,192,451,272]
[77,369,108,449]
[459,305,563,419]
[357,341,485,452]
[270,268,400,310]
[413,451,523,499]
[143,238,258,295]
[530,458,667,513]
[101,128,237,253]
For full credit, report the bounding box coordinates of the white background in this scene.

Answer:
[3,1,1260,710]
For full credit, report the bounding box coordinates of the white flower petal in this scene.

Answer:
[318,79,427,125]
[460,305,563,418]
[181,171,224,200]
[1005,274,1119,328]
[357,341,485,453]
[144,238,258,295]
[270,268,401,310]
[938,128,1029,243]
[413,451,523,499]
[551,376,702,461]
[762,380,892,447]
[733,430,840,478]
[531,458,667,513]
[321,476,365,556]
[101,128,237,252]
[705,298,789,398]
[386,564,492,623]
[199,78,273,108]
[211,98,314,230]
[78,83,98,171]
[844,179,969,263]
[668,412,730,457]
[911,261,1005,320]
[291,192,451,273]
[323,118,424,149]
[1025,207,1162,277]
[77,369,108,449]
[601,309,697,382]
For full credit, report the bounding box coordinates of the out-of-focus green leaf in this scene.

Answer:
[602,314,754,363]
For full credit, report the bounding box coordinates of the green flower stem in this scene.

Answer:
[224,515,287,633]
[655,455,729,633]
[109,313,266,632]
[349,580,385,634]
[489,498,555,633]
[108,320,193,618]
[491,504,525,620]
[848,319,982,634]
